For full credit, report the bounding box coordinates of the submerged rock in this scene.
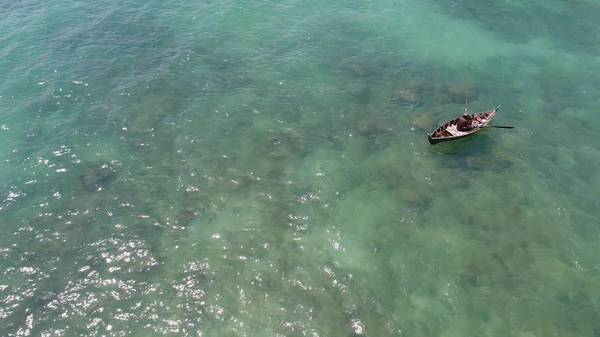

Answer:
[267,128,303,159]
[440,81,477,103]
[356,120,394,150]
[80,163,117,191]
[392,79,424,105]
[412,112,435,129]
[392,87,420,104]
[399,186,431,209]
[465,155,512,172]
[357,121,391,137]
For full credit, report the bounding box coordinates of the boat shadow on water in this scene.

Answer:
[427,132,513,172]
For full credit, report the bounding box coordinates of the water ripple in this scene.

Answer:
[2,0,600,336]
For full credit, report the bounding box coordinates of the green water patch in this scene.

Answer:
[43,1,177,77]
[433,0,600,55]
[3,0,600,335]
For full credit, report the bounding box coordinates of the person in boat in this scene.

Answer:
[456,112,481,131]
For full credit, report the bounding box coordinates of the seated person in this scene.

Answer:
[456,112,481,131]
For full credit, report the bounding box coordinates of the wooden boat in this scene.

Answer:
[428,104,501,145]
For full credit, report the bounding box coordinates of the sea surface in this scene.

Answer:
[2,0,600,336]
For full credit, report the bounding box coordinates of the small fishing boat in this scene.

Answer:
[428,103,501,145]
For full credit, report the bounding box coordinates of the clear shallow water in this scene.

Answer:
[1,0,600,336]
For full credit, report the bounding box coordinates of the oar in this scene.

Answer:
[483,125,514,129]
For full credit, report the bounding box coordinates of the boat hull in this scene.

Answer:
[427,105,500,145]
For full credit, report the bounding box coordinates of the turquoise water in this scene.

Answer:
[2,0,600,335]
